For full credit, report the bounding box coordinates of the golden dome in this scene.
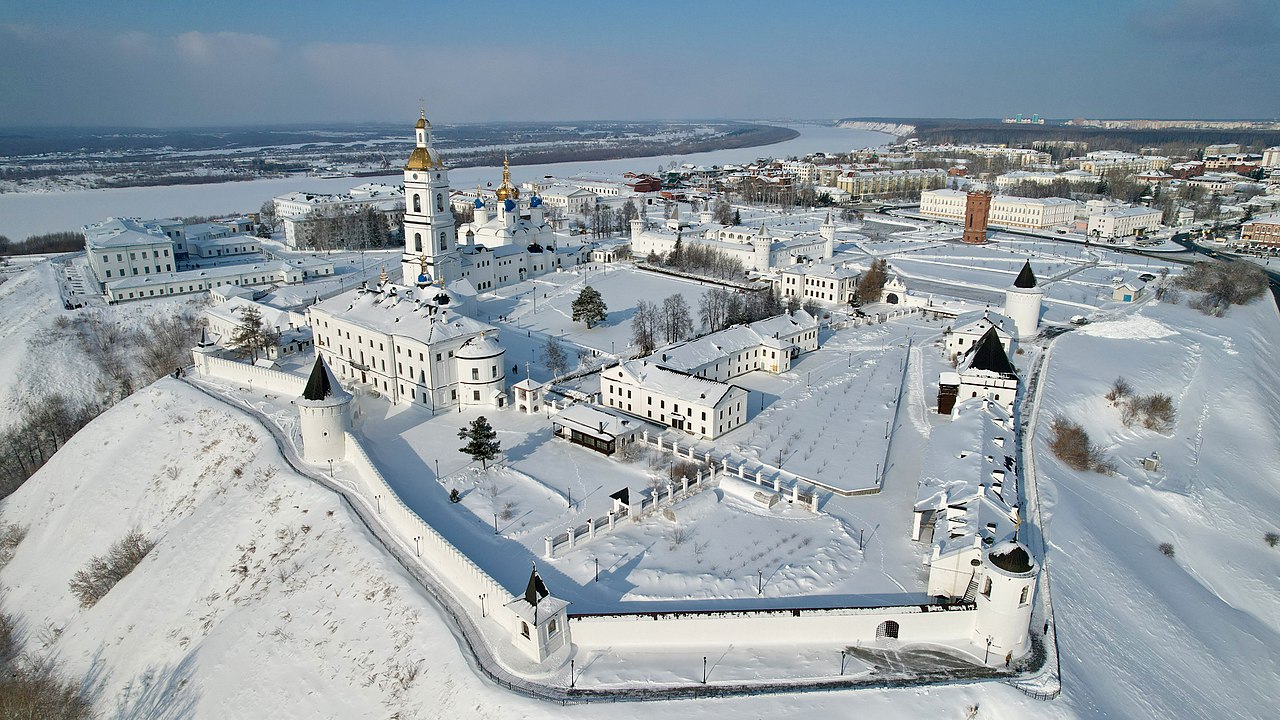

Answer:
[405,146,434,170]
[494,154,519,201]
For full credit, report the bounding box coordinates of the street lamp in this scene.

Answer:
[413,536,420,557]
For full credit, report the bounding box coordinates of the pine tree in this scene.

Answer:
[458,416,501,469]
[732,209,741,225]
[571,286,608,329]
[229,305,272,362]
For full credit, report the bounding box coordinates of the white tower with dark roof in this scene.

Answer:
[295,355,352,464]
[1004,260,1043,339]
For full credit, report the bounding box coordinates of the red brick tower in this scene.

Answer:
[963,190,992,245]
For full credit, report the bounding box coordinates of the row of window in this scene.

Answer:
[104,263,171,277]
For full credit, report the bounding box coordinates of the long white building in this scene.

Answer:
[600,360,749,440]
[920,189,1077,229]
[647,311,819,381]
[104,256,334,304]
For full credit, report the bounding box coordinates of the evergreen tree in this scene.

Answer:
[732,209,741,225]
[458,416,501,469]
[228,305,277,362]
[571,286,608,329]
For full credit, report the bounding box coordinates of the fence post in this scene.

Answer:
[589,518,597,539]
[567,527,576,549]
[608,511,615,531]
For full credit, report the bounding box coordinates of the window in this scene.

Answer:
[451,389,457,400]
[413,194,422,213]
[1019,586,1029,605]
[439,232,447,251]
[472,368,479,380]
[875,620,899,639]
[547,618,558,637]
[414,233,422,252]
[981,577,992,598]
[436,193,444,212]
[436,353,442,362]
[473,390,480,401]
[521,621,530,639]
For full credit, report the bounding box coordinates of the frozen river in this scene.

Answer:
[0,123,891,240]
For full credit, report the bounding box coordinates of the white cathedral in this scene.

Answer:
[399,112,581,293]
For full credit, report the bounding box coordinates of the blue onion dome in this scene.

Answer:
[417,273,431,287]
[474,196,485,209]
[530,195,542,208]
[504,199,516,212]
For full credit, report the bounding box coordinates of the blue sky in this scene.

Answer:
[1,0,1276,126]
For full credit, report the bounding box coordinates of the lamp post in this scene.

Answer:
[375,494,381,514]
[479,593,487,618]
[570,659,576,688]
[327,459,333,478]
[702,656,708,684]
[594,558,599,583]
[757,569,763,595]
[840,649,847,676]
[493,513,499,534]
[413,535,420,556]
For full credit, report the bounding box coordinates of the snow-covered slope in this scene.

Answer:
[0,382,1059,718]
[1036,297,1280,719]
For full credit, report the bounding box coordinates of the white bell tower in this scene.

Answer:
[401,108,461,286]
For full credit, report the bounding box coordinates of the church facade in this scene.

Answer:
[398,112,586,293]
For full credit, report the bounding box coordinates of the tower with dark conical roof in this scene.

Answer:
[1004,259,1043,338]
[504,564,570,664]
[295,355,352,463]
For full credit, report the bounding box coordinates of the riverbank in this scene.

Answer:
[0,123,893,240]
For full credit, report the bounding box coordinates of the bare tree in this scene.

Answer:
[661,294,694,344]
[545,337,569,377]
[632,300,660,356]
[699,288,733,332]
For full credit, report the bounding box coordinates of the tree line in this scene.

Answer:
[0,231,85,257]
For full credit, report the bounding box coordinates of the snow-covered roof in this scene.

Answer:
[310,283,495,347]
[648,311,816,374]
[83,217,171,249]
[915,397,1020,559]
[205,296,303,333]
[107,259,302,291]
[952,311,1016,339]
[551,403,641,441]
[608,360,743,408]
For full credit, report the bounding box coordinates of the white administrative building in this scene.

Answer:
[920,189,1077,229]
